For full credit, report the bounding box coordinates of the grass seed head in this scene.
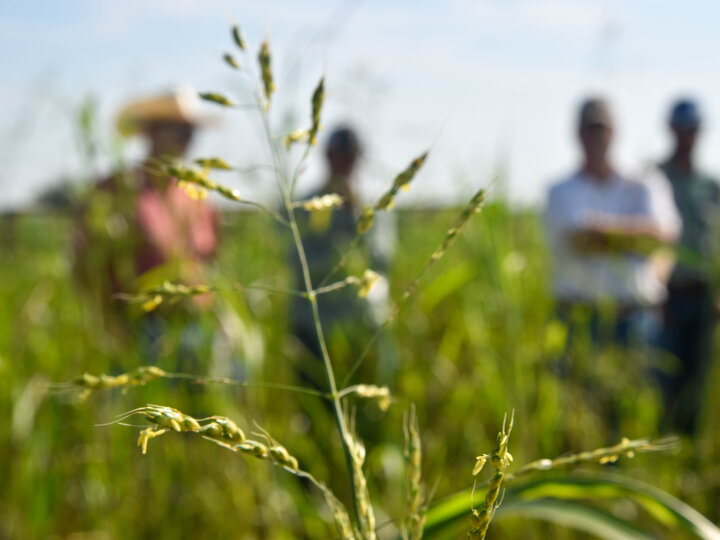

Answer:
[75,373,100,388]
[223,53,241,69]
[199,422,224,439]
[301,193,344,212]
[357,270,381,299]
[269,445,299,470]
[137,427,168,455]
[239,440,269,459]
[308,77,325,145]
[257,41,275,106]
[356,204,375,234]
[468,411,515,539]
[177,181,209,201]
[231,25,247,50]
[284,128,308,149]
[132,366,165,382]
[354,384,391,411]
[472,455,488,476]
[142,406,185,432]
[403,404,426,540]
[199,92,236,107]
[212,417,245,442]
[194,157,233,170]
[142,295,163,312]
[182,415,201,432]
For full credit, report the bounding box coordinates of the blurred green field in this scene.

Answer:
[2,204,720,539]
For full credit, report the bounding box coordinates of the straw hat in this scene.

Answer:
[116,86,205,137]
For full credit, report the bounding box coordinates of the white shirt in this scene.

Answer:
[545,167,681,306]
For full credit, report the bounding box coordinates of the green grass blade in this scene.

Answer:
[419,471,720,539]
[496,499,651,540]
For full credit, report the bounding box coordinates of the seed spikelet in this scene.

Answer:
[223,53,241,69]
[231,25,247,51]
[199,92,235,107]
[258,41,275,107]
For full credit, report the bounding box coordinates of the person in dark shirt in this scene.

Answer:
[658,99,720,434]
[290,126,393,387]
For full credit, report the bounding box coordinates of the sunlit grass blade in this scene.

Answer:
[420,472,720,539]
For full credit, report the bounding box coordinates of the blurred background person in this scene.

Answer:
[288,125,396,502]
[545,97,681,348]
[657,99,720,435]
[73,87,219,356]
[290,125,395,387]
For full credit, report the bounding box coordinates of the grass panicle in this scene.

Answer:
[469,411,514,539]
[124,404,360,538]
[148,161,289,225]
[508,436,679,480]
[115,280,212,312]
[194,157,234,170]
[308,77,324,145]
[285,77,325,149]
[341,188,487,387]
[223,53,241,70]
[199,92,236,107]
[72,366,166,400]
[392,188,486,321]
[402,404,426,540]
[320,151,431,288]
[338,384,392,412]
[231,25,247,51]
[257,41,274,107]
[344,429,376,540]
[374,151,429,212]
[296,193,344,212]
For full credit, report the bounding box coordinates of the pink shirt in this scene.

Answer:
[134,180,218,275]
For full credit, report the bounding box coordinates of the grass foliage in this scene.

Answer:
[2,25,720,539]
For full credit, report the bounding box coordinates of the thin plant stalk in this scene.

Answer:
[255,98,365,531]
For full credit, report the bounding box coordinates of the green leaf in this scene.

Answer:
[419,471,720,539]
[496,499,651,540]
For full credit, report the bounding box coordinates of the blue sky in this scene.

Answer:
[2,0,720,210]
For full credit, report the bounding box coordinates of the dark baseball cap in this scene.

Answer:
[578,98,613,129]
[670,99,701,129]
[327,126,361,156]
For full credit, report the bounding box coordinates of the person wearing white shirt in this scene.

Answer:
[545,98,681,345]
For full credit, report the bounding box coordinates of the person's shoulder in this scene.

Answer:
[621,163,672,192]
[695,172,720,204]
[547,171,582,198]
[696,170,720,189]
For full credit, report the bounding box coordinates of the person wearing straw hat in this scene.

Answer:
[657,98,720,434]
[73,87,219,340]
[113,86,218,277]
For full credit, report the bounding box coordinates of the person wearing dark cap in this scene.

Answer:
[657,99,720,434]
[290,125,393,385]
[545,97,681,346]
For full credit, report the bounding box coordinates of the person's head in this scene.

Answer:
[145,120,195,159]
[577,97,614,166]
[116,86,202,159]
[669,99,701,154]
[325,126,361,179]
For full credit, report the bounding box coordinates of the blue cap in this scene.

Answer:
[670,99,701,129]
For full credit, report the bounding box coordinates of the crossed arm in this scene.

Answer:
[568,218,676,255]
